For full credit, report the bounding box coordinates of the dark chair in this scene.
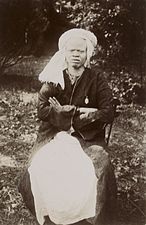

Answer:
[105,97,121,145]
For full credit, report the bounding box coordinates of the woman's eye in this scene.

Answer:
[68,49,85,53]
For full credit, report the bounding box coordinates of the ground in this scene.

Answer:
[0,74,145,225]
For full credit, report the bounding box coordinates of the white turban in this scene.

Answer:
[39,28,97,89]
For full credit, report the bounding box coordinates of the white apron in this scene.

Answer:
[28,131,97,225]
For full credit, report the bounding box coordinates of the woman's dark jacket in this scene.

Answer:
[36,68,114,145]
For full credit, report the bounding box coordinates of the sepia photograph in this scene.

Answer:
[0,0,146,225]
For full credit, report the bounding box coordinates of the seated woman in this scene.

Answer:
[19,28,117,225]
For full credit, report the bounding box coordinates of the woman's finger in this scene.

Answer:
[52,97,61,106]
[49,97,61,107]
[48,97,56,106]
[79,113,87,120]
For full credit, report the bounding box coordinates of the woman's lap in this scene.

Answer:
[18,135,117,225]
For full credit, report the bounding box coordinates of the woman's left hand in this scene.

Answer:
[77,107,98,123]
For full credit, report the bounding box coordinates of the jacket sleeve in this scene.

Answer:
[37,83,76,131]
[94,73,114,123]
[73,74,114,129]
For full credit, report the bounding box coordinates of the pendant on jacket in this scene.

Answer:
[85,96,89,104]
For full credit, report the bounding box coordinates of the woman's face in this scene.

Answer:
[65,37,87,69]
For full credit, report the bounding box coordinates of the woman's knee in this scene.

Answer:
[88,145,110,169]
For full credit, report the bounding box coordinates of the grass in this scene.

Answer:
[0,74,146,225]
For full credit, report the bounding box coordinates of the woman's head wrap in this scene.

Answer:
[39,28,97,89]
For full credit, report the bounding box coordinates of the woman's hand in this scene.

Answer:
[49,97,74,113]
[48,97,76,131]
[73,107,98,129]
[78,107,97,123]
[48,97,61,108]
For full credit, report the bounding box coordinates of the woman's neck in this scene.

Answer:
[67,66,85,77]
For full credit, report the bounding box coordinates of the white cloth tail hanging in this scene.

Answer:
[28,132,97,225]
[39,50,66,89]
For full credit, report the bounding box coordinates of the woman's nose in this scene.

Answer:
[72,50,79,57]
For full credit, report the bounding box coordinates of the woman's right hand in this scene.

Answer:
[48,97,76,131]
[49,97,75,113]
[49,97,61,108]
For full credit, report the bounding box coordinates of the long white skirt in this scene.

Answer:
[28,131,97,225]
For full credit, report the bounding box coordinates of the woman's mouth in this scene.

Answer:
[71,59,80,63]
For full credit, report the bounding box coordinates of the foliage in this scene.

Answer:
[0,0,29,74]
[54,0,146,104]
[25,0,67,55]
[55,0,146,66]
[109,69,146,105]
[0,0,145,102]
[0,77,39,225]
[0,0,67,74]
[109,104,146,222]
[0,0,146,100]
[1,0,145,68]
